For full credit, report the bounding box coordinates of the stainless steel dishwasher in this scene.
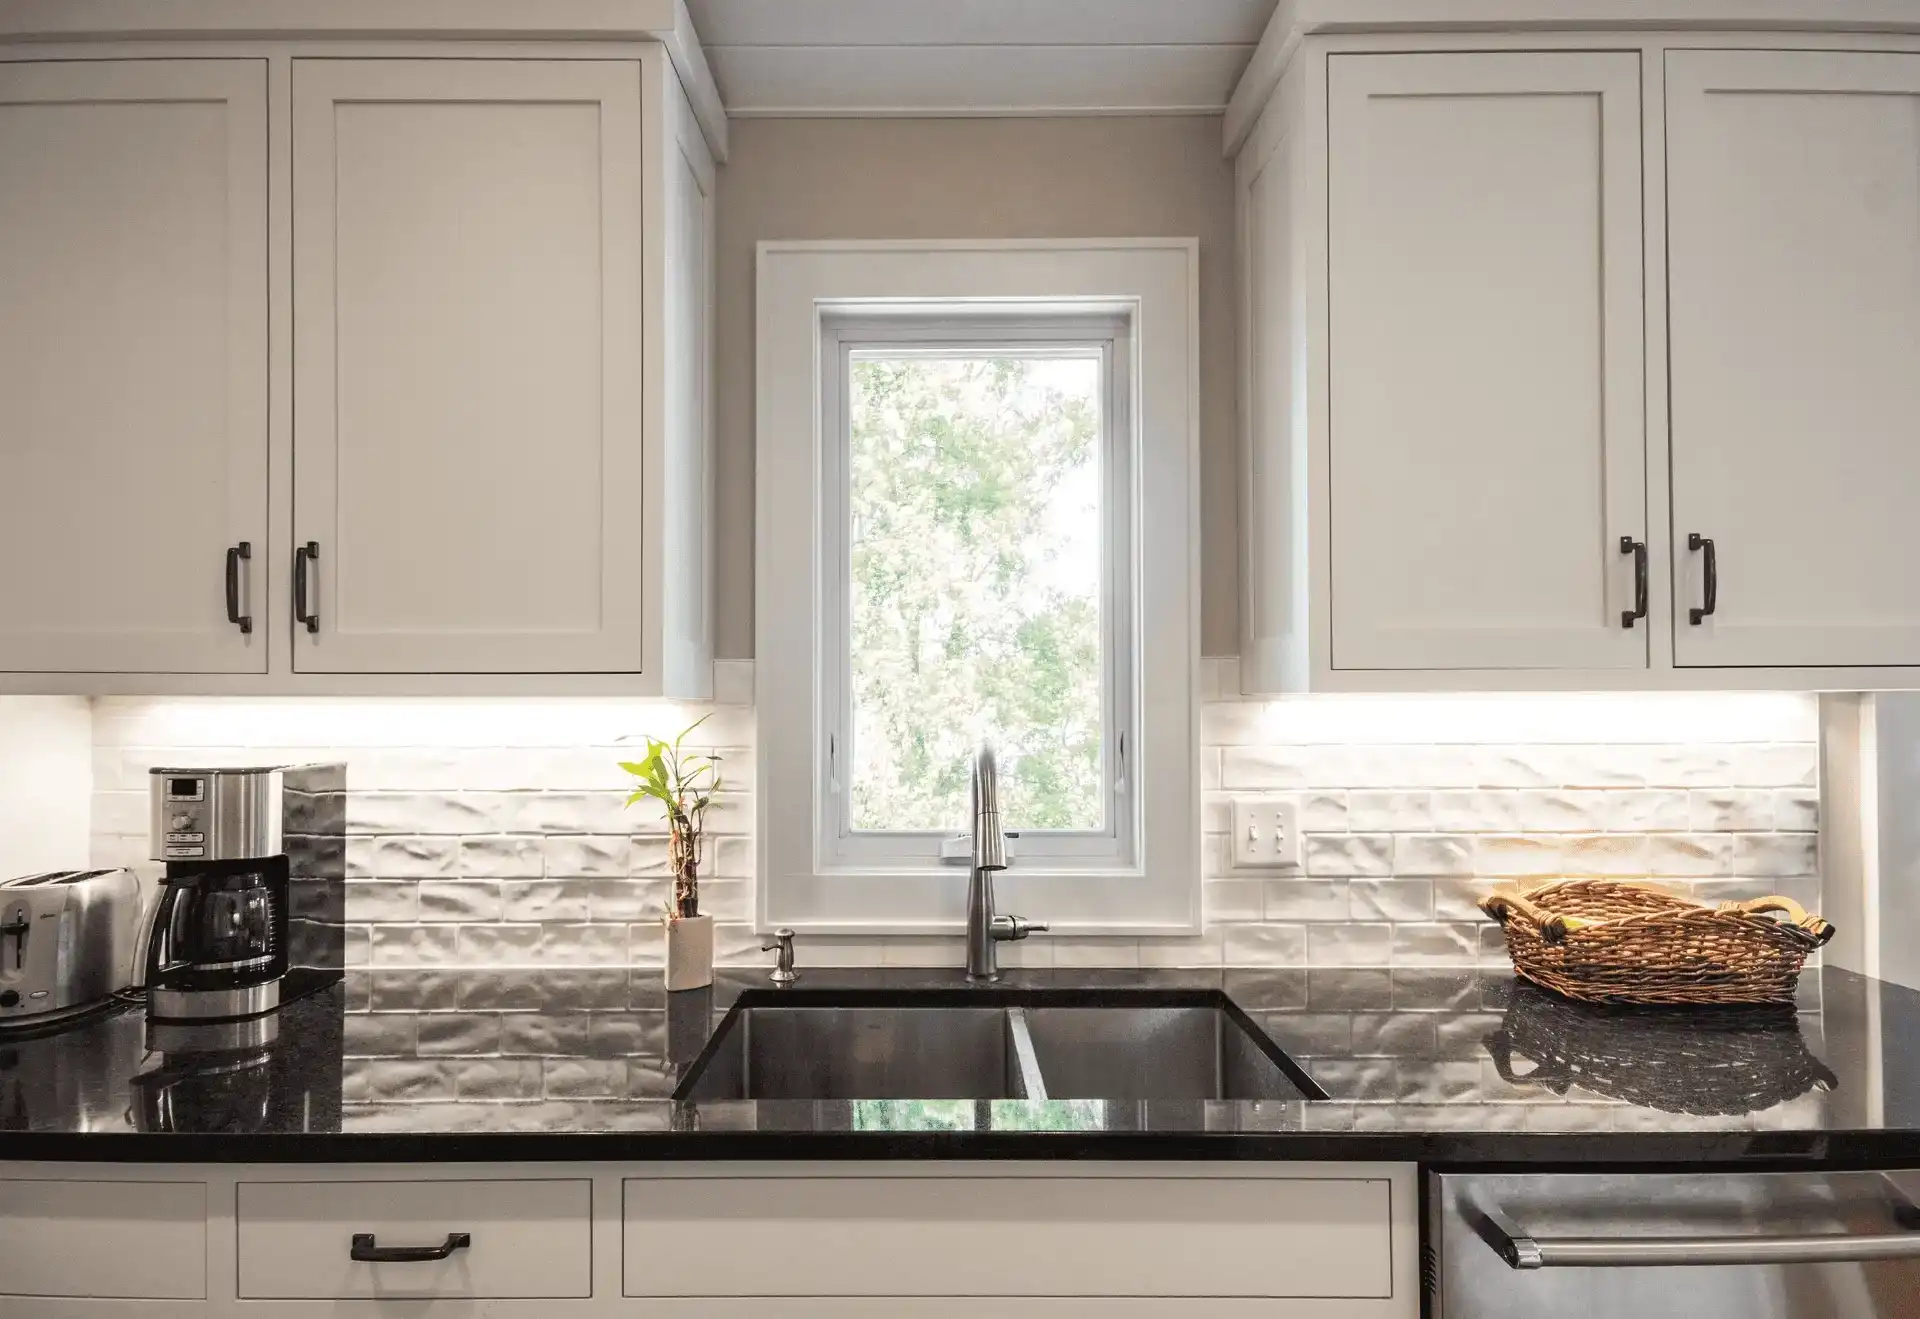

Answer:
[1431,1171,1920,1319]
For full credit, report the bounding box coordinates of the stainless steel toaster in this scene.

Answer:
[0,868,144,1029]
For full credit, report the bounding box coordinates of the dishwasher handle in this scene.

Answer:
[1472,1184,1920,1270]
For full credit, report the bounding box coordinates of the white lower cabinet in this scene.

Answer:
[0,1179,206,1302]
[624,1170,1392,1304]
[0,1162,1420,1318]
[236,1178,592,1300]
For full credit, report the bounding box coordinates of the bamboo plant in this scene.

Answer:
[618,715,722,920]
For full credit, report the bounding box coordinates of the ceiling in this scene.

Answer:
[685,0,1282,117]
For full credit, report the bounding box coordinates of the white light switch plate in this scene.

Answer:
[1230,796,1302,870]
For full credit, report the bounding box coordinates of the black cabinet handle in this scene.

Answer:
[294,541,320,634]
[225,542,253,635]
[350,1232,470,1263]
[1688,533,1717,625]
[1619,536,1647,628]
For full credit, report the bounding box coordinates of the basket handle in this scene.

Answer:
[1479,892,1590,945]
[1723,896,1837,947]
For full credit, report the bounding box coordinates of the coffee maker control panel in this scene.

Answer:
[150,768,285,863]
[160,775,209,858]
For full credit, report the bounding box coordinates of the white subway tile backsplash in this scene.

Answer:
[459,836,543,879]
[1734,744,1819,788]
[1224,923,1307,966]
[1263,878,1350,921]
[454,923,541,965]
[1220,746,1312,790]
[1607,790,1692,833]
[1428,790,1520,832]
[1391,834,1474,876]
[1688,789,1775,832]
[1391,923,1478,967]
[418,881,502,923]
[1346,792,1431,832]
[1349,879,1434,922]
[355,835,458,879]
[542,834,629,878]
[589,878,671,923]
[1307,924,1391,967]
[1733,833,1819,878]
[94,692,1821,974]
[501,880,593,922]
[1642,834,1734,877]
[1299,791,1351,831]
[1774,789,1820,833]
[1304,834,1393,876]
[1204,878,1264,923]
[626,922,666,968]
[539,923,628,966]
[344,882,418,923]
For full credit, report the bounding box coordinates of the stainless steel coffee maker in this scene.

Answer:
[145,765,345,1023]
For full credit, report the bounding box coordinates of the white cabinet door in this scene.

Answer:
[1327,53,1647,671]
[292,59,646,673]
[0,60,267,674]
[1668,51,1920,669]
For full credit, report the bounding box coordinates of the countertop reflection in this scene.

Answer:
[4,964,1918,1164]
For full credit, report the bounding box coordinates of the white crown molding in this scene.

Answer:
[661,0,728,162]
[0,0,677,40]
[1223,0,1920,154]
[0,0,728,161]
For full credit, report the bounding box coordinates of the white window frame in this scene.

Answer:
[820,313,1135,870]
[757,240,1201,936]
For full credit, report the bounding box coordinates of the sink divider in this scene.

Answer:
[1005,1007,1050,1101]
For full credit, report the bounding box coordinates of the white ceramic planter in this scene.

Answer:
[665,913,714,991]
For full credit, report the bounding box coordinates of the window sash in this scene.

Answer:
[818,314,1138,873]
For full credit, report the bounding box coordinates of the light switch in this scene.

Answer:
[1230,796,1302,870]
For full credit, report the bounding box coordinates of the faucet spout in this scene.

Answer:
[972,743,1007,872]
[966,742,1044,981]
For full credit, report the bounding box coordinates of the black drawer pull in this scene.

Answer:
[294,541,320,634]
[1688,533,1717,625]
[1619,536,1647,628]
[225,542,253,635]
[350,1232,470,1263]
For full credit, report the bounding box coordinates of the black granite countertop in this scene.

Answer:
[5,964,1919,1166]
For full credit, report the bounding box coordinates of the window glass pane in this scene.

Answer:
[848,352,1105,834]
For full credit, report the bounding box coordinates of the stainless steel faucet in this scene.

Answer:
[966,744,1046,981]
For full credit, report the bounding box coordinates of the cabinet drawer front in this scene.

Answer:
[237,1178,591,1300]
[624,1175,1392,1298]
[0,1179,206,1299]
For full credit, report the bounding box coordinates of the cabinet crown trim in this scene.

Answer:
[1225,0,1920,154]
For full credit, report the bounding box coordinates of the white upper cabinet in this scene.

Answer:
[1325,52,1647,673]
[0,60,267,674]
[291,59,648,674]
[1666,50,1920,669]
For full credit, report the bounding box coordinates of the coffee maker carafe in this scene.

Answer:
[146,766,345,1023]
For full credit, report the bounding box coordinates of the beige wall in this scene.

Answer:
[713,115,1240,658]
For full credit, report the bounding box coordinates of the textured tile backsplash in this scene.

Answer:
[88,688,1821,971]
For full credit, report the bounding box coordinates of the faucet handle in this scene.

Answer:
[990,915,1048,943]
[762,927,798,984]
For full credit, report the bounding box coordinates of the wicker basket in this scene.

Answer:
[1479,878,1835,1007]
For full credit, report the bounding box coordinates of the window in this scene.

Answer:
[757,241,1200,934]
[822,315,1134,871]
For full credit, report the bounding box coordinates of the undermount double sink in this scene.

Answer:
[673,987,1327,1102]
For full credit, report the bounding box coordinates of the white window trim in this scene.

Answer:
[820,313,1135,871]
[756,239,1201,936]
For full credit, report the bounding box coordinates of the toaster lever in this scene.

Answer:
[0,910,27,971]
